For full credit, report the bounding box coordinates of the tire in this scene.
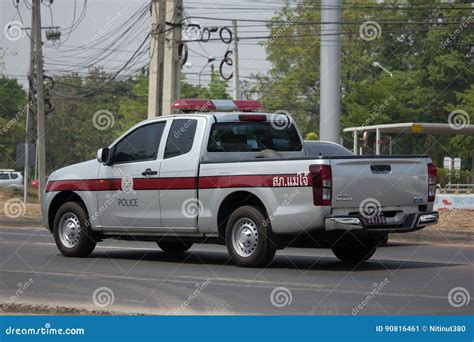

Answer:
[225,205,276,267]
[158,241,193,254]
[53,201,97,257]
[331,235,378,264]
[379,234,389,245]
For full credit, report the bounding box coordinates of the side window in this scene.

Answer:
[10,173,19,179]
[164,119,197,159]
[113,122,165,164]
[0,174,10,180]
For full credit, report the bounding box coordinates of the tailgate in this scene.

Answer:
[330,157,429,209]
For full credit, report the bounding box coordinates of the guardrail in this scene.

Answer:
[438,184,474,194]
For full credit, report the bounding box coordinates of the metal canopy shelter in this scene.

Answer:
[343,122,474,155]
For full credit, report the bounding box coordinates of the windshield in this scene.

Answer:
[207,122,302,152]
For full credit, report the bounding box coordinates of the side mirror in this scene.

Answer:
[97,147,111,165]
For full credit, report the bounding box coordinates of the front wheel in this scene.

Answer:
[158,240,193,254]
[225,206,276,268]
[331,235,378,264]
[53,202,97,257]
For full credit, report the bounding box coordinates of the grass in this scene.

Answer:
[0,187,40,203]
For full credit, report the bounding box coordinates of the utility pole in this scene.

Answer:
[33,0,46,204]
[232,20,240,100]
[24,5,36,204]
[319,0,342,143]
[147,0,166,118]
[162,0,183,115]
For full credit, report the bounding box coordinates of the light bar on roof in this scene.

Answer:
[171,99,216,112]
[171,99,263,112]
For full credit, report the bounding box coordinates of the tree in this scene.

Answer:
[257,0,473,166]
[198,71,230,99]
[0,77,26,169]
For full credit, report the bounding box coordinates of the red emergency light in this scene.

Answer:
[171,99,216,112]
[171,99,263,112]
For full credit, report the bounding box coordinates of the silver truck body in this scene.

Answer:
[42,111,438,265]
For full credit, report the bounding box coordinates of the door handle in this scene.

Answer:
[142,168,157,176]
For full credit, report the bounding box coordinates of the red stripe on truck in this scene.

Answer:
[45,173,312,192]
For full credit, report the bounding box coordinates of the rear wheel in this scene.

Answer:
[331,235,378,264]
[225,205,276,267]
[53,202,97,257]
[379,234,389,245]
[158,241,193,254]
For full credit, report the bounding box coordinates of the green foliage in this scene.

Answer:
[305,132,318,141]
[0,67,230,173]
[436,168,472,187]
[258,0,473,168]
[2,0,472,174]
[0,76,26,169]
[198,71,230,100]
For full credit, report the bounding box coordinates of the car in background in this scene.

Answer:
[303,140,355,157]
[0,169,24,189]
[32,176,49,189]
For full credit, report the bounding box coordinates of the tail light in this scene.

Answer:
[428,163,437,202]
[310,164,332,206]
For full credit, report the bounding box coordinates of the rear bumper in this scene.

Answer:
[325,211,439,233]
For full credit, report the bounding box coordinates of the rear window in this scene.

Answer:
[208,122,302,152]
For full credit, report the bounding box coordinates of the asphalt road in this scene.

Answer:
[0,225,472,315]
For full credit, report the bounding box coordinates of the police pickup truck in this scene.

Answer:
[42,99,439,267]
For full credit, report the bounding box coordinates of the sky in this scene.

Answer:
[0,0,294,94]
